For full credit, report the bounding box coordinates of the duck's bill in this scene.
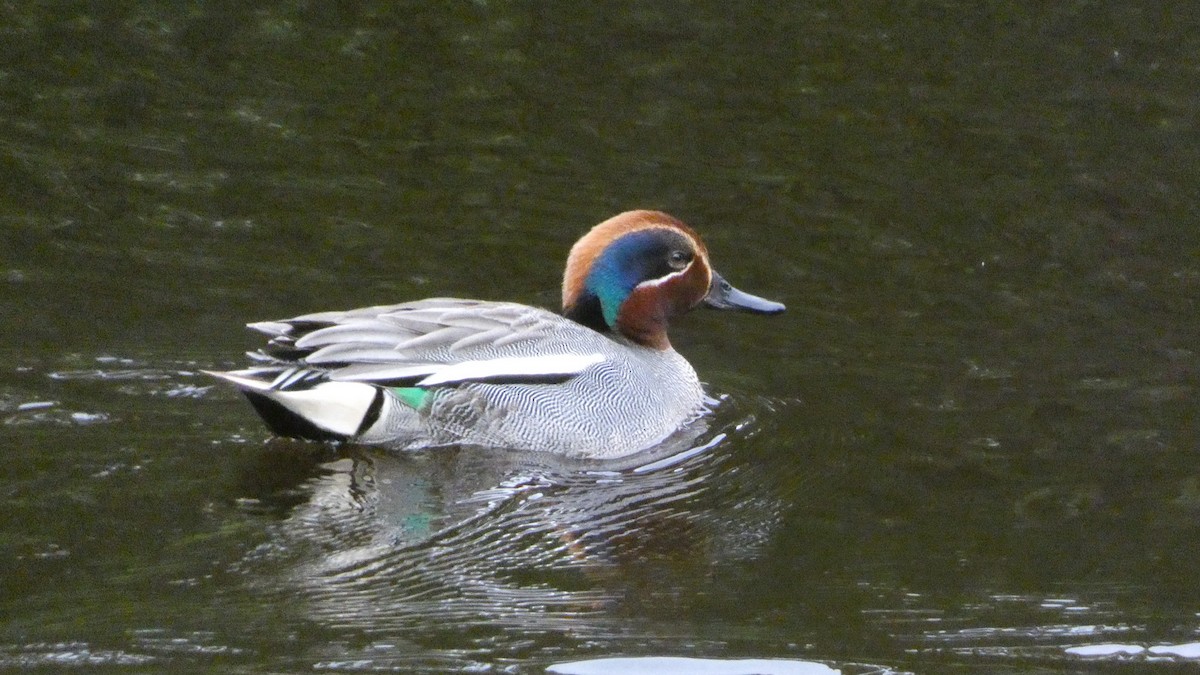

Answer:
[703,272,786,314]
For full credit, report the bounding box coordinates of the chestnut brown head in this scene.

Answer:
[562,211,784,349]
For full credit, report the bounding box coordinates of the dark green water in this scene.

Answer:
[3,2,1200,673]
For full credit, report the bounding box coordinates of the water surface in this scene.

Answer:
[3,2,1200,673]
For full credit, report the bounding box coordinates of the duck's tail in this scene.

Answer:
[205,368,384,442]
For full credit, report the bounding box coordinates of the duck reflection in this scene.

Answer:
[235,411,784,635]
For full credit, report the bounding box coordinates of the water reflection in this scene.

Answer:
[235,412,784,642]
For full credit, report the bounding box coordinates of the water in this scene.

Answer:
[3,2,1200,673]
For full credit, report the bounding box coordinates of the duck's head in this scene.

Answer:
[562,210,785,349]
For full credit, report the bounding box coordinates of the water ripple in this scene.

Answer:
[0,643,156,668]
[865,588,1200,668]
[233,410,787,649]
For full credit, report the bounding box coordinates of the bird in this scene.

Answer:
[207,210,784,458]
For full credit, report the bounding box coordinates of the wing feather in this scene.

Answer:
[305,345,415,364]
[295,324,419,349]
[449,327,516,351]
[241,298,610,388]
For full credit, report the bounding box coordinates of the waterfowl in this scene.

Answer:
[208,210,784,458]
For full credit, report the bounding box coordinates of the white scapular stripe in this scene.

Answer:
[417,353,605,386]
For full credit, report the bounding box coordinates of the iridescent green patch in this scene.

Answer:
[391,386,431,410]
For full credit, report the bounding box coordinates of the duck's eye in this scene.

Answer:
[667,249,692,270]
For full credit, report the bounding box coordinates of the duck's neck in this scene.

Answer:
[563,293,609,334]
[563,292,671,350]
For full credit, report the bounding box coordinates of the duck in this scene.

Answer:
[208,210,784,458]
